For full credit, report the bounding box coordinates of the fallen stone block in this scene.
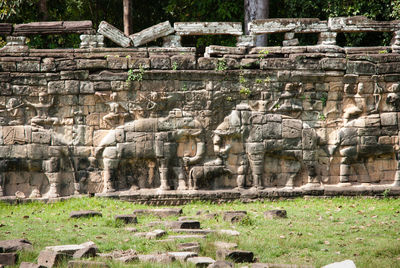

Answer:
[146,229,167,239]
[45,242,97,256]
[19,262,44,268]
[68,260,109,268]
[322,260,356,268]
[178,242,200,252]
[168,235,207,240]
[38,250,67,268]
[166,220,201,229]
[98,21,131,48]
[0,239,33,252]
[252,264,315,268]
[205,45,247,57]
[264,210,287,219]
[222,211,247,223]
[69,211,102,218]
[72,246,98,259]
[216,249,254,263]
[171,229,214,235]
[0,253,18,266]
[175,22,243,36]
[114,214,138,224]
[208,260,234,268]
[248,18,327,34]
[98,249,137,263]
[137,253,175,263]
[130,21,174,47]
[167,251,197,261]
[133,208,182,217]
[187,256,215,267]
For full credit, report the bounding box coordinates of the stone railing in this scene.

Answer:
[1,16,400,51]
[0,17,400,202]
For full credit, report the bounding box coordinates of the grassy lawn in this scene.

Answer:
[0,196,400,267]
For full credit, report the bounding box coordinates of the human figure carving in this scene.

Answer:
[343,83,366,124]
[25,92,58,127]
[96,92,129,127]
[370,78,383,114]
[0,98,24,125]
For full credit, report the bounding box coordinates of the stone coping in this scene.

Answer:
[0,185,399,205]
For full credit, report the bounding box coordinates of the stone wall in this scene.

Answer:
[2,28,400,199]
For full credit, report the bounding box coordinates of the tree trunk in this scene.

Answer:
[244,0,269,46]
[123,0,132,36]
[39,0,48,21]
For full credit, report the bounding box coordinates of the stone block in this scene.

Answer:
[79,34,104,49]
[381,112,397,126]
[187,256,215,267]
[68,260,109,268]
[282,119,302,139]
[137,254,175,263]
[214,242,237,250]
[208,260,234,268]
[222,211,247,223]
[216,249,254,263]
[0,253,18,266]
[145,230,166,239]
[114,214,138,224]
[98,21,131,48]
[177,242,200,252]
[263,122,282,139]
[175,22,242,35]
[197,57,218,70]
[107,57,128,69]
[76,59,107,70]
[167,251,197,261]
[16,61,40,72]
[38,250,67,268]
[0,239,33,253]
[130,21,174,47]
[171,55,196,69]
[133,208,182,217]
[236,35,256,47]
[72,246,98,259]
[79,81,94,94]
[32,131,51,144]
[45,242,97,256]
[347,61,376,75]
[19,262,43,268]
[47,81,65,94]
[264,210,287,219]
[69,211,102,218]
[166,221,200,229]
[150,56,171,69]
[128,57,150,69]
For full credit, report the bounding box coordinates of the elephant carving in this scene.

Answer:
[329,113,400,186]
[214,102,320,190]
[96,109,205,192]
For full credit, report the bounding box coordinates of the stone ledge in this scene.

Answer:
[1,186,399,205]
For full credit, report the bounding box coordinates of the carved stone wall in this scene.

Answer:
[1,44,400,198]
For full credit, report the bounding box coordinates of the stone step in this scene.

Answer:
[137,253,175,263]
[178,242,200,253]
[45,242,97,256]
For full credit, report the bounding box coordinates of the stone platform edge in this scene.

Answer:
[1,185,399,205]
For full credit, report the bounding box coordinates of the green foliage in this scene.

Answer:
[172,61,178,70]
[127,65,145,83]
[239,87,251,97]
[215,59,227,71]
[258,49,269,60]
[318,113,326,121]
[182,83,188,91]
[320,93,328,107]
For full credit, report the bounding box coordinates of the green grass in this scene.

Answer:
[1,197,400,267]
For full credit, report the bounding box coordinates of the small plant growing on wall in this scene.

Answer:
[215,59,227,71]
[172,61,178,70]
[127,64,145,84]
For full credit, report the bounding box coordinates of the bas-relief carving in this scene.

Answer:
[2,78,400,198]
